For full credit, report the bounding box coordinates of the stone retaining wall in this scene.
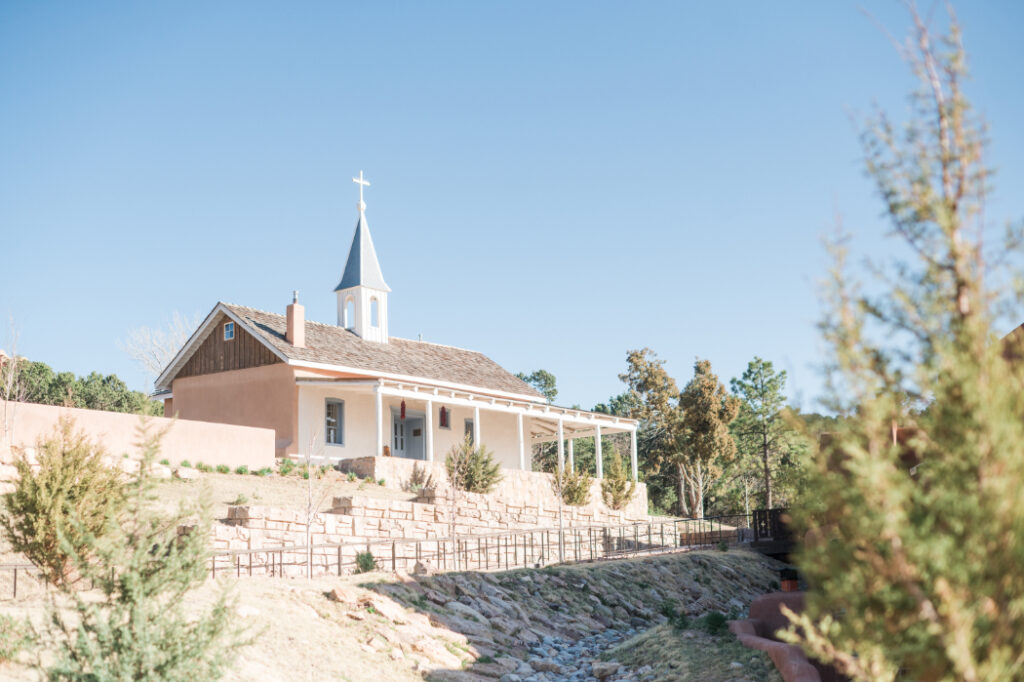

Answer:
[337,455,648,519]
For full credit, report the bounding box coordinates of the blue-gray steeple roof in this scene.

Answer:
[334,212,390,292]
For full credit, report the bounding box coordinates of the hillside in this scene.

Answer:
[0,549,785,681]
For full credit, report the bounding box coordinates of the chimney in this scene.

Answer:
[286,291,305,348]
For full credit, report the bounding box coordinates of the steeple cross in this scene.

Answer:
[353,170,370,210]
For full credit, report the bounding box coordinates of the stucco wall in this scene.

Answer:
[171,364,298,457]
[0,400,274,469]
[296,386,530,468]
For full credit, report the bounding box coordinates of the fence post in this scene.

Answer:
[338,545,342,576]
[12,568,16,600]
[392,542,397,572]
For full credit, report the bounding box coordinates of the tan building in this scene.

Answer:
[155,173,638,479]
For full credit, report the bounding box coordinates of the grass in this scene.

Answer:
[601,623,782,682]
[179,460,191,468]
[234,465,249,475]
[215,464,231,474]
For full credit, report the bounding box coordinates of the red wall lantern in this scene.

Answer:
[400,400,406,420]
[439,406,448,427]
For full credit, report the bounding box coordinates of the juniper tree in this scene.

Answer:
[43,419,249,681]
[782,7,1024,680]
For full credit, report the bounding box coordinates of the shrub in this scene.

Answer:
[346,472,357,482]
[0,614,32,663]
[716,540,729,552]
[277,459,295,476]
[600,446,636,510]
[0,418,127,586]
[301,469,309,480]
[354,551,375,574]
[234,465,248,476]
[194,462,211,473]
[159,459,170,466]
[179,460,191,468]
[445,437,503,494]
[695,611,728,636]
[254,467,272,477]
[377,478,385,487]
[552,467,592,506]
[231,494,248,506]
[40,420,250,679]
[215,464,230,474]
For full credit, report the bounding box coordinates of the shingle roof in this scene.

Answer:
[334,213,390,292]
[222,303,544,399]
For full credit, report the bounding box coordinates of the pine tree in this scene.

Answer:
[782,7,1024,680]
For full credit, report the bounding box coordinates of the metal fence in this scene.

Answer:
[207,513,754,580]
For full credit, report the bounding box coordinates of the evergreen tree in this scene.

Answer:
[43,419,248,680]
[783,8,1024,679]
[677,359,739,518]
[729,357,793,509]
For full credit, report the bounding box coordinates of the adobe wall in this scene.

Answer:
[170,363,298,457]
[337,456,649,520]
[0,400,275,469]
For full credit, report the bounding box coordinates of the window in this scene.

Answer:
[439,406,450,429]
[370,297,379,327]
[325,399,344,445]
[464,419,474,445]
[223,322,235,341]
[344,297,355,329]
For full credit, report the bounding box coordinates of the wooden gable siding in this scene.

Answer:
[176,314,282,380]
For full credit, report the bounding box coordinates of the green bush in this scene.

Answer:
[552,467,592,506]
[0,418,127,586]
[445,437,503,494]
[159,459,170,466]
[0,614,32,663]
[231,494,248,506]
[40,421,250,680]
[354,551,375,574]
[179,460,191,468]
[234,465,248,476]
[377,478,385,487]
[194,462,212,473]
[215,464,230,474]
[301,469,310,480]
[696,611,728,636]
[716,540,729,552]
[254,467,272,477]
[346,472,357,482]
[600,446,637,510]
[277,459,295,476]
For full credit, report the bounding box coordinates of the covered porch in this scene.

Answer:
[295,377,640,480]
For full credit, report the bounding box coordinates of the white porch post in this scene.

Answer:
[425,399,434,462]
[630,428,638,482]
[557,418,565,473]
[595,424,603,478]
[567,438,575,472]
[374,384,384,457]
[473,406,480,446]
[517,413,525,470]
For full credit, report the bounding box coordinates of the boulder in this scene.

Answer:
[592,661,620,679]
[174,467,199,480]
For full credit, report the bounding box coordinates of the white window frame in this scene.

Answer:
[223,322,235,341]
[325,399,344,446]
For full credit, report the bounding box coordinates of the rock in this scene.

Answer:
[235,605,260,618]
[530,659,564,674]
[591,661,620,679]
[445,600,488,623]
[729,661,744,668]
[413,560,435,575]
[327,586,361,604]
[174,467,199,480]
[151,464,173,479]
[411,638,464,669]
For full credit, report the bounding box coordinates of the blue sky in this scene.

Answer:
[1,2,1022,410]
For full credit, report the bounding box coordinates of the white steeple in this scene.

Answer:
[335,171,390,343]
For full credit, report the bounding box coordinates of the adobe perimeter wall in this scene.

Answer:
[337,456,649,520]
[0,400,275,469]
